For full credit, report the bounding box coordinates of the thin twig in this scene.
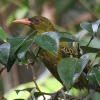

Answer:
[28,47,45,100]
[28,60,45,100]
[86,35,94,47]
[60,89,67,100]
[37,55,56,66]
[51,86,66,100]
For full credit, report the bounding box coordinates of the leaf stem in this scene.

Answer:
[86,35,94,47]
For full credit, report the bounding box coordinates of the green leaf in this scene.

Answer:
[17,39,34,64]
[80,46,100,54]
[57,54,89,90]
[7,36,25,72]
[0,27,7,41]
[17,31,37,64]
[0,43,10,66]
[80,20,100,34]
[95,51,100,59]
[92,20,100,33]
[93,68,100,85]
[8,31,36,56]
[80,22,94,34]
[58,58,77,90]
[15,87,34,95]
[7,31,37,71]
[80,54,90,70]
[8,36,26,56]
[57,32,79,42]
[86,69,97,84]
[34,32,59,56]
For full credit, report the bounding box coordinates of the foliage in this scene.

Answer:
[0,19,100,99]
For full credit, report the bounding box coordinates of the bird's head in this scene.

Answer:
[13,16,55,34]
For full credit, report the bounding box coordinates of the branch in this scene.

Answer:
[50,86,67,100]
[28,60,45,100]
[60,89,67,100]
[37,55,56,66]
[86,35,94,47]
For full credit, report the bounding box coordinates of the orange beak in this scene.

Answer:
[13,18,31,25]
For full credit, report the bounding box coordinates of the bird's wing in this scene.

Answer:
[59,42,79,58]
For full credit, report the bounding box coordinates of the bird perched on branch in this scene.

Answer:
[13,16,87,89]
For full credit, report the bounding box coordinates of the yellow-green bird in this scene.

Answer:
[13,16,87,89]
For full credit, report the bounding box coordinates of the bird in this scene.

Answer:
[13,16,88,89]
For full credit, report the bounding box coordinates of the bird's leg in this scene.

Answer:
[86,35,94,47]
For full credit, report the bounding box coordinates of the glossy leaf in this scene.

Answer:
[34,32,59,56]
[8,36,26,56]
[7,36,25,71]
[0,43,10,66]
[80,22,94,34]
[79,54,90,70]
[8,31,36,56]
[80,20,100,34]
[17,39,34,64]
[0,27,7,41]
[17,31,36,64]
[57,54,89,90]
[92,20,100,33]
[57,32,79,42]
[73,54,89,86]
[86,69,97,84]
[95,51,100,59]
[7,31,37,71]
[58,58,78,90]
[93,68,100,85]
[80,46,100,54]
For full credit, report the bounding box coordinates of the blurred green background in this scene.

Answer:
[0,0,100,99]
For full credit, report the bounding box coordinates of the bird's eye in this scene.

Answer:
[33,17,41,24]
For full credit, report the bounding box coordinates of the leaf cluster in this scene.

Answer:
[1,19,100,99]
